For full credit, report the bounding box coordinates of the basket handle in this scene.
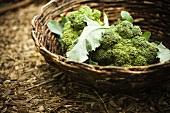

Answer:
[40,0,66,14]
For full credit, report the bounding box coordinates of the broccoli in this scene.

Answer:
[114,20,134,39]
[47,7,160,66]
[132,55,147,66]
[132,25,142,36]
[131,36,158,63]
[62,6,101,53]
[101,25,122,49]
[92,9,101,21]
[62,21,82,53]
[114,21,142,39]
[61,8,158,66]
[89,20,158,67]
[68,6,101,30]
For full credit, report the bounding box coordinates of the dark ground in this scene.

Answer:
[0,0,170,113]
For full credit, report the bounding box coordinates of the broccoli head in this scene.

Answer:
[89,21,158,67]
[62,21,82,53]
[92,9,101,21]
[89,48,115,65]
[68,6,101,30]
[114,20,142,39]
[132,25,142,36]
[101,25,122,49]
[114,20,133,39]
[62,6,101,53]
[132,55,147,66]
[132,36,158,64]
[112,48,132,66]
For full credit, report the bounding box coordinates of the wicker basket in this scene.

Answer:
[31,0,170,93]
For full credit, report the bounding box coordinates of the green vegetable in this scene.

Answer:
[90,33,158,66]
[62,21,81,52]
[89,12,158,66]
[121,11,133,23]
[157,43,170,62]
[62,6,102,53]
[47,20,63,36]
[47,6,170,66]
[142,31,151,40]
[66,16,110,62]
[47,16,69,44]
[115,20,142,39]
[103,12,109,26]
[68,6,101,30]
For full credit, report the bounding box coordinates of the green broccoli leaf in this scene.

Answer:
[47,17,69,44]
[103,12,109,26]
[47,20,63,37]
[142,31,151,40]
[121,11,133,23]
[66,16,110,62]
[85,16,100,26]
[157,42,170,63]
[117,18,121,24]
[61,16,69,24]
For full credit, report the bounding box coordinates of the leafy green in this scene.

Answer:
[142,31,151,40]
[61,16,69,25]
[103,12,109,26]
[157,42,170,62]
[121,11,133,23]
[66,16,110,62]
[85,16,100,26]
[47,20,63,37]
[47,16,69,42]
[47,16,69,36]
[117,18,121,24]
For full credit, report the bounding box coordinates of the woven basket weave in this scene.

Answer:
[31,0,170,93]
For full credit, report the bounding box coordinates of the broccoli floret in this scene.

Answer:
[79,5,93,14]
[92,9,101,21]
[68,6,101,30]
[132,25,142,36]
[132,36,148,47]
[101,25,122,49]
[114,20,143,39]
[90,48,115,65]
[114,20,133,39]
[89,21,158,67]
[132,36,158,64]
[138,42,158,64]
[147,43,158,63]
[112,48,131,66]
[69,11,85,30]
[62,6,101,53]
[132,55,147,66]
[62,22,82,53]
